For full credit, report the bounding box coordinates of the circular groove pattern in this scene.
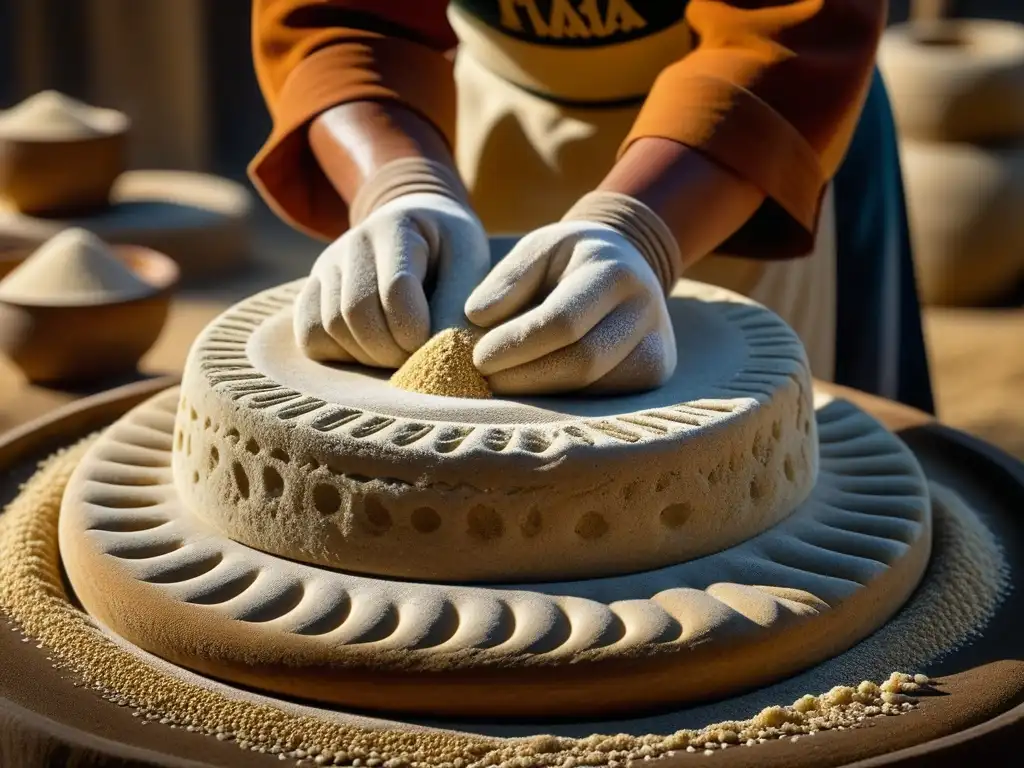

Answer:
[58,388,932,716]
[172,280,819,582]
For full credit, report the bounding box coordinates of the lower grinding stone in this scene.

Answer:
[59,388,932,719]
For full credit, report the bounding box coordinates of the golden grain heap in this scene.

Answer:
[390,328,491,399]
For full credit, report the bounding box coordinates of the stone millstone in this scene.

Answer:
[168,279,818,582]
[171,280,818,582]
[58,387,932,718]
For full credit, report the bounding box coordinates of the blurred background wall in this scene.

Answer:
[1,0,1022,181]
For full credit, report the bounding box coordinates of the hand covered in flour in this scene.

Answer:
[466,209,679,395]
[295,192,491,369]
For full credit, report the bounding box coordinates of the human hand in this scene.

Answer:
[465,218,677,395]
[294,192,491,368]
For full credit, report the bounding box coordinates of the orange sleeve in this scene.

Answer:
[249,0,456,240]
[622,0,886,258]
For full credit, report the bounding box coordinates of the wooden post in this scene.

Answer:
[909,0,954,43]
[85,0,209,171]
[910,1,951,23]
[11,0,49,98]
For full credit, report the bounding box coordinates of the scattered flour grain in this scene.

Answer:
[804,482,1011,681]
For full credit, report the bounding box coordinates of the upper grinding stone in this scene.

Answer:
[172,279,818,582]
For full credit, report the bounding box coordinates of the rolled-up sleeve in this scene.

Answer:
[250,0,456,239]
[622,0,886,258]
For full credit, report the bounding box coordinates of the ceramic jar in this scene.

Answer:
[0,91,130,216]
[0,244,177,385]
[879,20,1024,305]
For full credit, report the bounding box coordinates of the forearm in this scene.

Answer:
[598,138,765,272]
[309,100,459,208]
[609,1,884,261]
[249,0,457,239]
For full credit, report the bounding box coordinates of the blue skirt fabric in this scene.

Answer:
[831,70,935,414]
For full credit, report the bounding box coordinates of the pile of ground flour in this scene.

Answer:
[391,328,491,399]
[0,228,150,304]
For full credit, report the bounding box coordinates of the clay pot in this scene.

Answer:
[900,139,1024,306]
[0,106,129,216]
[879,20,1024,143]
[0,245,178,385]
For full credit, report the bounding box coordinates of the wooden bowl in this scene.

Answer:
[0,244,178,385]
[0,105,129,216]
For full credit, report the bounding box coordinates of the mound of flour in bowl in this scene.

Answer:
[0,228,151,304]
[0,90,118,141]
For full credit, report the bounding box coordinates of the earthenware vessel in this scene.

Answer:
[0,244,178,385]
[900,139,1024,305]
[879,20,1024,144]
[0,92,130,216]
[880,19,1024,305]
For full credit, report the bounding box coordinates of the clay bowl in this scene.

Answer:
[0,245,178,386]
[0,107,130,216]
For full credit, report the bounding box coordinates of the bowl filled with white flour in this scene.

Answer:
[0,227,177,384]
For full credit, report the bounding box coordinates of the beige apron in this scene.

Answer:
[449,5,837,381]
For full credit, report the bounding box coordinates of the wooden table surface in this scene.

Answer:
[924,306,1024,461]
